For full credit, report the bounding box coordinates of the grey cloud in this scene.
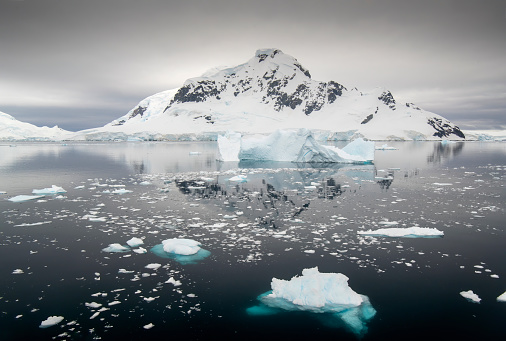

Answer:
[1,0,505,131]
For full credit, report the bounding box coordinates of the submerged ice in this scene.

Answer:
[150,238,211,265]
[218,129,374,163]
[247,267,376,336]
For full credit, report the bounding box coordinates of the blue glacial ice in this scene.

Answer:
[150,238,210,265]
[32,185,66,195]
[357,226,444,238]
[246,267,376,336]
[218,129,374,163]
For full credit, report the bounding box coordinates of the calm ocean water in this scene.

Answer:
[0,141,504,340]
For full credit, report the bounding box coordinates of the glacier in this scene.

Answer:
[247,267,376,336]
[218,129,374,163]
[357,226,444,238]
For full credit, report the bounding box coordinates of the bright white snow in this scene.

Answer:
[126,237,144,247]
[102,243,130,253]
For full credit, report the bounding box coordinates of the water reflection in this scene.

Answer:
[175,172,351,229]
[427,142,464,164]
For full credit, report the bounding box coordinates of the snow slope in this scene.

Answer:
[0,111,70,141]
[73,48,466,141]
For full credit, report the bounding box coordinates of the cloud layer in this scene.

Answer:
[1,0,505,131]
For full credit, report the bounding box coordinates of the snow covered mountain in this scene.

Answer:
[74,48,465,141]
[0,111,70,141]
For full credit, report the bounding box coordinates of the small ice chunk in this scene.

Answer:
[32,185,66,195]
[12,269,24,274]
[85,302,102,308]
[228,175,247,182]
[145,263,162,270]
[39,316,64,328]
[111,188,132,194]
[143,323,155,329]
[497,291,506,302]
[102,243,130,253]
[162,238,201,255]
[165,277,182,286]
[126,237,144,247]
[133,247,147,254]
[358,226,444,238]
[460,290,481,303]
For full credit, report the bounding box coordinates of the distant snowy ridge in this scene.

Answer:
[0,111,70,141]
[72,48,466,141]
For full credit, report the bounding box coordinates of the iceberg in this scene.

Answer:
[162,238,201,255]
[39,316,64,328]
[150,238,211,265]
[460,290,481,303]
[32,185,66,195]
[357,226,444,238]
[8,194,45,202]
[102,243,130,253]
[247,267,376,336]
[218,129,374,163]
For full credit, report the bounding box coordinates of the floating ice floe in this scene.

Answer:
[39,316,64,328]
[228,175,247,182]
[247,267,376,336]
[111,188,133,194]
[32,185,66,195]
[460,290,481,303]
[8,195,45,202]
[150,238,211,265]
[218,129,374,163]
[143,323,155,329]
[102,243,130,253]
[358,226,444,238]
[497,291,506,302]
[126,237,144,247]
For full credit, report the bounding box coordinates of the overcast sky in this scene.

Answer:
[1,0,505,131]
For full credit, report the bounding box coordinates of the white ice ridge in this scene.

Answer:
[218,129,374,163]
[358,226,444,238]
[32,185,66,195]
[460,290,481,303]
[162,238,201,255]
[39,316,64,328]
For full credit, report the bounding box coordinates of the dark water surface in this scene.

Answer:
[0,141,504,340]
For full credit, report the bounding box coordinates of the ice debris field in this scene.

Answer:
[1,148,505,340]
